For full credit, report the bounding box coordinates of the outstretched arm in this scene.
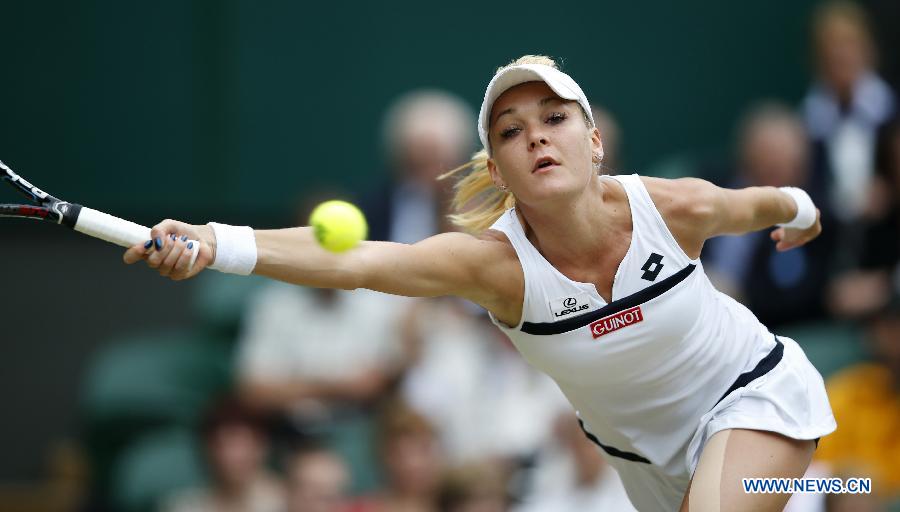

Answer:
[123,221,521,311]
[642,177,822,259]
[252,227,507,299]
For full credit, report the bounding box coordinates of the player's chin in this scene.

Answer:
[528,182,582,203]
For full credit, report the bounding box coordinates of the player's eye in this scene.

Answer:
[500,126,521,139]
[546,112,568,124]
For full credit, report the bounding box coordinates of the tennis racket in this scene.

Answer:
[1,159,199,268]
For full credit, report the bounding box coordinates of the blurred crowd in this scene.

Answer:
[710,4,900,509]
[701,3,900,509]
[12,2,898,511]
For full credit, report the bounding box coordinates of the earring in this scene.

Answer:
[498,184,508,192]
[592,150,606,173]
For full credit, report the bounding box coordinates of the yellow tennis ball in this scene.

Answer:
[309,200,368,252]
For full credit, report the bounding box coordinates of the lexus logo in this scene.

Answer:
[563,297,577,308]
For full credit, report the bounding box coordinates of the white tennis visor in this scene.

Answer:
[478,63,594,154]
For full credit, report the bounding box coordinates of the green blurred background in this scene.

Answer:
[2,0,832,222]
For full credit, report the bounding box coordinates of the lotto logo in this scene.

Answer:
[589,306,644,339]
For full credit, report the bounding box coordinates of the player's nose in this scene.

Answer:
[528,131,549,151]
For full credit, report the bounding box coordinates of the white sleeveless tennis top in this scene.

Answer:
[487,174,779,468]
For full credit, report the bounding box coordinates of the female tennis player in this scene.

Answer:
[125,55,835,511]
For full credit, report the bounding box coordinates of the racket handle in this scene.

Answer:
[72,206,200,270]
[73,206,150,247]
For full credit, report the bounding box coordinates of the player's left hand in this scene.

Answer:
[770,208,821,252]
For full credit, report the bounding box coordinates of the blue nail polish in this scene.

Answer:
[171,234,176,240]
[155,237,162,250]
[181,235,188,242]
[187,242,193,249]
[144,240,153,249]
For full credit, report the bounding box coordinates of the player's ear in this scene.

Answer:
[487,158,506,190]
[591,127,604,161]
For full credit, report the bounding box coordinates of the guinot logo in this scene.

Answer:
[589,306,644,339]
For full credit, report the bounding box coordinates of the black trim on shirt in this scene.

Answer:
[520,264,696,335]
[715,337,784,406]
[578,419,652,464]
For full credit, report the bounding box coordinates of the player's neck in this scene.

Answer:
[517,177,625,265]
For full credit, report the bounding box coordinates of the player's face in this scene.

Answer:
[487,81,601,206]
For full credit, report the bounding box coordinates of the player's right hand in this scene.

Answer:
[123,219,216,281]
[770,208,822,252]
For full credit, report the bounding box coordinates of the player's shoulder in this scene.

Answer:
[479,228,523,262]
[639,175,719,220]
[639,175,715,203]
[417,229,519,275]
[637,175,719,258]
[411,229,521,316]
[425,228,512,250]
[448,228,518,265]
[472,229,524,323]
[479,227,512,245]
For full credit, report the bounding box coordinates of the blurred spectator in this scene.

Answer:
[236,281,409,492]
[364,89,475,243]
[514,412,635,512]
[285,443,354,512]
[369,399,442,512]
[815,296,900,504]
[160,399,284,512]
[869,119,900,271]
[828,119,900,318]
[704,103,835,328]
[863,0,900,90]
[591,104,624,173]
[237,283,408,422]
[398,297,568,465]
[437,461,510,512]
[803,1,896,266]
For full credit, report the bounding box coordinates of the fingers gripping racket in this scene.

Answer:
[1,159,199,268]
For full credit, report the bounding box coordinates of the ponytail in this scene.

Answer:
[439,149,514,233]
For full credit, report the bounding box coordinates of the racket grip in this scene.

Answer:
[73,207,150,247]
[73,207,200,270]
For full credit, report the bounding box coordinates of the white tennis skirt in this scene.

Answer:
[601,335,837,511]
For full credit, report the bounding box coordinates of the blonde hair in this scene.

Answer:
[439,55,561,233]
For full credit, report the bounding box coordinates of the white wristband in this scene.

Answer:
[207,222,257,275]
[777,187,817,230]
